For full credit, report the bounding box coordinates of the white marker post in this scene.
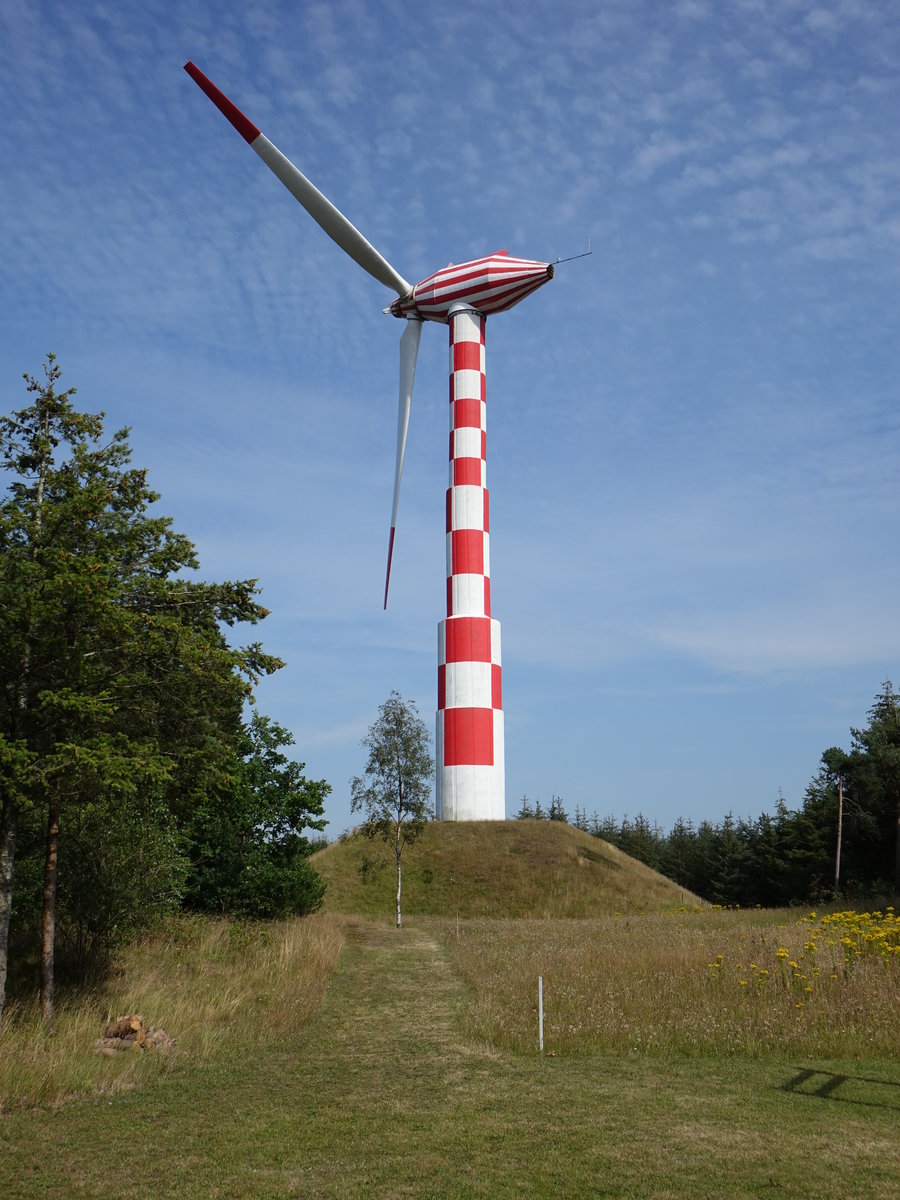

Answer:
[538,976,544,1053]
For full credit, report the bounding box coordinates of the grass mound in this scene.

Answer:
[313,818,697,918]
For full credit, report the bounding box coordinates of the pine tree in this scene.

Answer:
[549,795,569,822]
[0,359,281,1029]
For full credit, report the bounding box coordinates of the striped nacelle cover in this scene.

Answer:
[391,253,554,323]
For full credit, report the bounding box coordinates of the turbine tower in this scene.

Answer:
[184,63,554,821]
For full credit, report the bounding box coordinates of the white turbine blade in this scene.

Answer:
[384,319,423,609]
[184,62,412,298]
[252,139,411,297]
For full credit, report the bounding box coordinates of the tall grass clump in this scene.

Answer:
[436,906,899,1059]
[0,912,344,1111]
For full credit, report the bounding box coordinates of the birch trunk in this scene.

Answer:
[396,843,402,929]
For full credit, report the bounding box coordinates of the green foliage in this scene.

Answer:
[548,795,569,822]
[350,691,433,843]
[227,852,325,921]
[514,794,534,819]
[0,357,292,1016]
[185,712,328,919]
[350,691,433,926]
[844,682,900,888]
[56,793,187,972]
[515,794,570,822]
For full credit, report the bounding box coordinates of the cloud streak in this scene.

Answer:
[0,0,897,833]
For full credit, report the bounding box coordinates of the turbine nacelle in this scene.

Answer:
[391,253,554,323]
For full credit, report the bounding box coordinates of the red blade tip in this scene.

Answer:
[383,527,396,610]
[184,62,261,145]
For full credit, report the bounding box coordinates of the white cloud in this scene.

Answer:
[626,135,703,182]
[646,592,900,675]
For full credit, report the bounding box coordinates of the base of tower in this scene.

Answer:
[434,710,505,820]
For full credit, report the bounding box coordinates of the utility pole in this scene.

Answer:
[834,773,843,897]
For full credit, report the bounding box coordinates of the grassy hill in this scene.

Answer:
[312,819,699,918]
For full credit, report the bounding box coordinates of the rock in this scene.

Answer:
[145,1027,176,1053]
[93,1035,141,1055]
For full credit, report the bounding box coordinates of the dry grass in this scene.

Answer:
[434,906,900,1059]
[0,911,344,1111]
[2,913,898,1198]
[314,819,696,918]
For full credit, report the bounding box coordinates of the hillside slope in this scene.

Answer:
[312,819,699,918]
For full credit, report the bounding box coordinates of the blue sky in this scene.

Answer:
[2,0,898,837]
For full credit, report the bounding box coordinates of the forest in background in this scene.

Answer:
[520,681,900,906]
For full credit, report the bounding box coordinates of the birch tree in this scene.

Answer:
[350,692,432,928]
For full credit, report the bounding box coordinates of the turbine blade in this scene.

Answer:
[384,318,423,609]
[184,62,412,298]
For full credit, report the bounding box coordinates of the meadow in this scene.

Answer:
[437,906,900,1059]
[1,824,897,1197]
[0,911,345,1111]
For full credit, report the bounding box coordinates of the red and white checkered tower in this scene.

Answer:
[437,307,501,818]
[185,64,554,821]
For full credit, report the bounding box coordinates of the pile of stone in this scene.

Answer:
[93,1014,175,1056]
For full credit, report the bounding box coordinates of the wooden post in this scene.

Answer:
[834,773,843,897]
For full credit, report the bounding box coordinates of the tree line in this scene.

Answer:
[518,682,900,906]
[0,359,328,1033]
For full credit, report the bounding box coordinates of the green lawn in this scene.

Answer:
[2,918,897,1199]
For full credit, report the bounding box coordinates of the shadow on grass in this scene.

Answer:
[782,1067,900,1111]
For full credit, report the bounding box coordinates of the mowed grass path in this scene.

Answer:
[2,919,898,1199]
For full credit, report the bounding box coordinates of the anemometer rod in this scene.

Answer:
[553,240,592,265]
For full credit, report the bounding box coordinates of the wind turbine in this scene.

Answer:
[184,62,554,821]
